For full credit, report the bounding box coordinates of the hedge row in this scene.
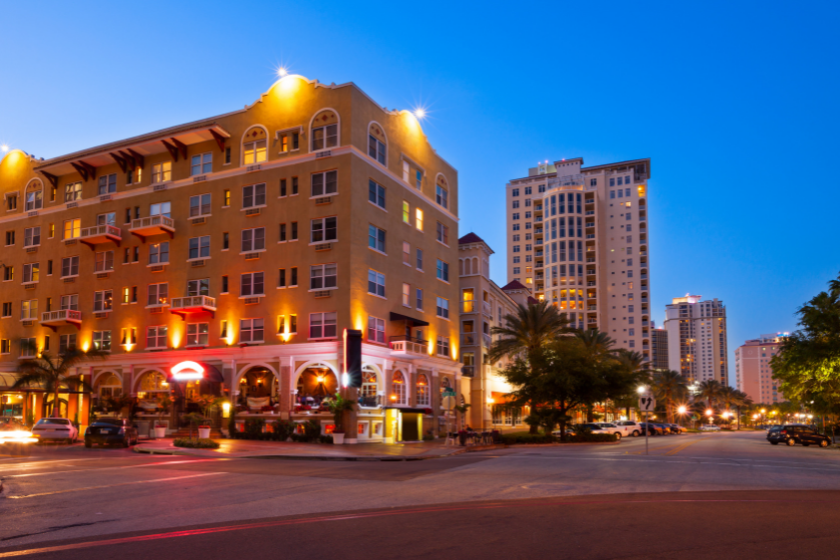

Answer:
[174,437,220,449]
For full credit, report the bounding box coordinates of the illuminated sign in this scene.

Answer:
[171,361,205,381]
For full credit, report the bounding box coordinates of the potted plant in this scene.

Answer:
[183,412,208,440]
[154,423,167,439]
[325,393,356,445]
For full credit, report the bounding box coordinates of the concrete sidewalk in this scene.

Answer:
[133,438,472,461]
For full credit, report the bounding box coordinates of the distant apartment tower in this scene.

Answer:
[735,333,788,404]
[664,296,728,384]
[651,324,669,372]
[505,158,652,360]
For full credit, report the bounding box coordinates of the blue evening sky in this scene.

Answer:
[2,1,838,385]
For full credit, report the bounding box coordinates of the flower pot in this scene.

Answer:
[198,427,211,439]
[154,426,167,439]
[332,432,345,445]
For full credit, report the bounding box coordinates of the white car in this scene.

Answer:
[32,417,79,443]
[608,421,644,437]
[595,423,628,440]
[700,424,721,432]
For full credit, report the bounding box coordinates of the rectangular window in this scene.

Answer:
[150,202,171,218]
[436,336,450,357]
[187,279,209,296]
[63,219,81,239]
[149,242,170,264]
[64,182,82,202]
[367,270,386,297]
[368,180,386,209]
[97,173,117,195]
[436,222,449,245]
[279,223,286,242]
[146,326,168,349]
[309,263,337,290]
[97,213,116,226]
[278,268,286,288]
[416,248,424,270]
[151,162,172,184]
[309,312,337,339]
[436,259,449,282]
[94,290,113,312]
[402,283,411,307]
[368,135,386,164]
[190,153,212,176]
[279,178,287,197]
[402,242,411,265]
[221,275,229,293]
[241,227,266,252]
[310,217,337,243]
[58,334,77,354]
[240,272,265,296]
[20,300,38,320]
[242,183,266,208]
[0,340,9,354]
[93,330,111,352]
[4,231,13,246]
[311,170,338,197]
[189,194,212,217]
[60,294,78,311]
[244,138,267,164]
[436,185,448,209]
[147,283,169,306]
[311,124,338,150]
[402,201,410,223]
[187,323,210,346]
[1,302,11,317]
[368,225,386,252]
[415,208,424,231]
[22,262,39,283]
[290,267,298,286]
[291,176,298,195]
[436,296,449,319]
[291,222,298,240]
[25,188,43,211]
[416,288,424,310]
[367,316,386,343]
[188,236,211,259]
[61,256,79,278]
[24,227,40,247]
[94,251,114,272]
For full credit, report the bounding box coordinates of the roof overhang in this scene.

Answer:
[389,312,430,327]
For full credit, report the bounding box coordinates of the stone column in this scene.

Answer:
[279,357,292,420]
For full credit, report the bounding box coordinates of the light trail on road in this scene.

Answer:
[7,472,228,499]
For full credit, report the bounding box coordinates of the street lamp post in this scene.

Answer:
[638,386,649,455]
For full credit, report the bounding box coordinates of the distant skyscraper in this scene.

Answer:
[735,333,788,404]
[651,324,669,372]
[505,157,652,359]
[664,295,728,384]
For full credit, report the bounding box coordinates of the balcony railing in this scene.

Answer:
[41,309,82,331]
[461,300,476,313]
[461,333,476,347]
[130,215,175,240]
[586,234,595,239]
[482,301,492,316]
[170,295,217,319]
[389,335,427,358]
[358,395,382,408]
[461,365,475,378]
[80,224,122,247]
[482,333,492,348]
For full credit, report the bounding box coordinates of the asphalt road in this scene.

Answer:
[3,431,840,559]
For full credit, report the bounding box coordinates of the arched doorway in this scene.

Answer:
[392,371,407,406]
[135,371,170,415]
[296,363,337,410]
[237,367,279,414]
[93,373,123,415]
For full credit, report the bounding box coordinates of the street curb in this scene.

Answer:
[132,445,468,462]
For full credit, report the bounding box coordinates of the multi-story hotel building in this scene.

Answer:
[457,232,530,430]
[664,295,728,385]
[735,333,788,404]
[505,158,652,360]
[651,324,669,372]
[0,74,461,443]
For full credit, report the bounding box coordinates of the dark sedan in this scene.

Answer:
[767,424,830,448]
[84,418,138,448]
[640,422,665,436]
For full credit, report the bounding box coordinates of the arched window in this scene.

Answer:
[96,373,122,398]
[368,122,386,165]
[360,365,379,407]
[25,180,43,211]
[137,371,168,394]
[311,110,339,150]
[242,126,268,165]
[392,370,407,406]
[435,174,449,210]
[416,374,430,407]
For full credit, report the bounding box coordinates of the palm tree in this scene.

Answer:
[12,343,105,419]
[609,348,650,420]
[697,380,723,410]
[650,370,689,423]
[487,301,569,365]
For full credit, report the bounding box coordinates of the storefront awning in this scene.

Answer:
[0,372,18,390]
[389,312,429,327]
[167,361,225,383]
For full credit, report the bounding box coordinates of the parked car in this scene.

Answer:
[767,424,831,448]
[639,422,665,436]
[32,417,78,443]
[594,423,626,440]
[84,418,139,448]
[664,423,686,434]
[613,421,643,437]
[700,424,721,432]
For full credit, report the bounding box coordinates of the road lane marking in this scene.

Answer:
[3,496,840,557]
[3,458,232,478]
[6,472,227,499]
[664,437,712,456]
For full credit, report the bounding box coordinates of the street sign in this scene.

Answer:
[638,393,656,412]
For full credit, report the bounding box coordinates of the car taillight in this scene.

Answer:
[780,430,786,435]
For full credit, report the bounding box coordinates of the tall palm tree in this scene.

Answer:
[650,370,688,423]
[609,348,650,420]
[487,301,569,365]
[697,380,723,410]
[12,344,104,419]
[574,329,618,421]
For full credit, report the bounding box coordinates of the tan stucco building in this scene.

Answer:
[735,333,787,404]
[0,75,461,442]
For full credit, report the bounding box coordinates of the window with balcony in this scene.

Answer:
[367,270,385,297]
[309,312,337,339]
[61,256,79,278]
[462,288,474,312]
[311,171,337,197]
[367,316,385,344]
[22,263,39,284]
[310,217,337,243]
[191,153,212,176]
[189,236,210,260]
[187,323,209,346]
[151,162,172,184]
[241,227,265,252]
[149,242,169,265]
[94,290,113,312]
[310,264,337,290]
[60,294,79,311]
[150,202,171,218]
[95,251,114,272]
[147,283,169,307]
[93,330,111,352]
[436,297,449,319]
[369,180,386,209]
[190,194,211,218]
[368,225,385,253]
[20,300,38,320]
[146,326,168,349]
[242,183,266,208]
[240,272,265,297]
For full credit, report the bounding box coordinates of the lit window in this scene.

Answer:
[243,138,267,164]
[151,162,172,184]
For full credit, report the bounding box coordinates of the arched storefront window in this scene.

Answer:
[137,371,168,395]
[392,371,407,406]
[238,367,279,414]
[360,366,379,407]
[96,373,122,399]
[296,363,337,409]
[416,374,430,407]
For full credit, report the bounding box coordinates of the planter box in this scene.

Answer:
[198,427,211,439]
[332,432,345,445]
[154,426,167,439]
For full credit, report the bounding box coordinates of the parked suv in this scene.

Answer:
[613,421,643,437]
[594,423,625,440]
[767,424,830,447]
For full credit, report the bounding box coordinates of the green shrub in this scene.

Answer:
[271,419,295,442]
[303,419,321,440]
[244,418,265,437]
[174,438,220,449]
